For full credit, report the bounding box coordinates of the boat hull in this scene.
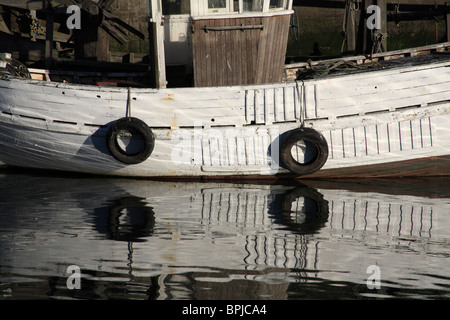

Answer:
[1,56,450,179]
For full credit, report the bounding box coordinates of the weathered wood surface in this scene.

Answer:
[284,41,450,81]
[192,14,291,87]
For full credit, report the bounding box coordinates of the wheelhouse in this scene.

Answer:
[148,0,293,88]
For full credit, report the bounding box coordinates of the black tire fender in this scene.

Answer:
[280,127,328,176]
[106,117,155,165]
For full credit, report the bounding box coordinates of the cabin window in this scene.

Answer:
[208,0,226,9]
[197,0,290,15]
[243,0,263,12]
[162,0,190,15]
[233,0,240,12]
[269,0,286,9]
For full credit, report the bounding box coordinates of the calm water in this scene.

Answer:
[0,167,449,300]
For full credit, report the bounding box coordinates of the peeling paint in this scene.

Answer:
[162,94,175,101]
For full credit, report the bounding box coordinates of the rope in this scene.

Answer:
[295,80,306,127]
[296,59,378,80]
[0,56,31,79]
[126,87,132,118]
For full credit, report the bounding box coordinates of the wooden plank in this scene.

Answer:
[377,123,390,154]
[230,19,238,86]
[244,17,252,84]
[445,2,450,41]
[200,20,208,87]
[316,68,450,117]
[225,18,234,85]
[354,126,367,157]
[447,3,450,42]
[346,1,357,53]
[330,129,344,159]
[245,89,254,123]
[263,88,273,124]
[249,17,260,84]
[304,84,316,119]
[201,137,211,166]
[421,117,433,148]
[378,0,388,52]
[236,136,246,165]
[269,15,281,83]
[317,65,450,100]
[245,135,256,165]
[365,124,379,155]
[275,15,291,83]
[203,20,211,87]
[96,27,109,62]
[208,19,216,87]
[149,0,167,88]
[236,18,244,85]
[192,13,290,86]
[274,87,284,122]
[227,136,237,165]
[282,86,294,121]
[255,134,266,165]
[399,120,413,151]
[254,89,265,124]
[342,127,355,158]
[263,16,276,83]
[192,21,200,86]
[254,17,267,84]
[45,9,54,69]
[410,118,422,149]
[217,18,226,87]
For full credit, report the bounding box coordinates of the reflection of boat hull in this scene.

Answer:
[0,174,448,293]
[1,53,450,178]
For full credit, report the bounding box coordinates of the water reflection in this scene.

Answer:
[0,169,449,300]
[93,197,155,242]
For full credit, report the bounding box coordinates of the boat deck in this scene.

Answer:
[285,42,450,81]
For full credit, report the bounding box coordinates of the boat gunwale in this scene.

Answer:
[2,55,450,94]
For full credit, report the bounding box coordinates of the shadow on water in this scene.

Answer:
[0,167,449,300]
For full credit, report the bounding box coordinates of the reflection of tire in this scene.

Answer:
[279,187,329,233]
[280,128,328,176]
[108,197,155,242]
[106,117,155,165]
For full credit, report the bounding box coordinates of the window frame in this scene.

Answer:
[207,0,234,14]
[191,0,292,16]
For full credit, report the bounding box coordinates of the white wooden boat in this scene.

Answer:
[0,0,449,179]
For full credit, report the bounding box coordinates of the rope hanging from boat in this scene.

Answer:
[295,80,306,127]
[126,87,132,118]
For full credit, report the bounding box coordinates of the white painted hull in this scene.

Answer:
[0,56,449,178]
